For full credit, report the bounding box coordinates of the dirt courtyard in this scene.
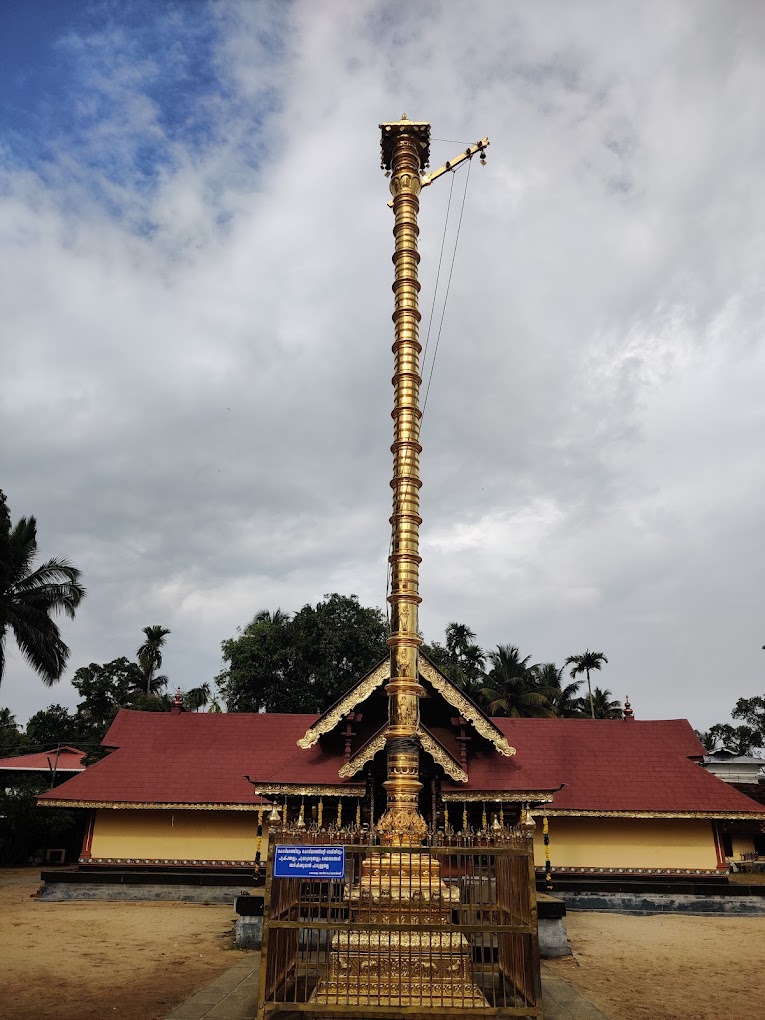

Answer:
[0,869,239,1020]
[2,868,765,1020]
[546,910,765,1020]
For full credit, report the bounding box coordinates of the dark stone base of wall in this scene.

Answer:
[38,866,261,902]
[554,889,765,915]
[38,881,251,903]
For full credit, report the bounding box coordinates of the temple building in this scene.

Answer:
[39,654,765,878]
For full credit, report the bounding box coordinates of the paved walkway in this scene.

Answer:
[165,956,609,1020]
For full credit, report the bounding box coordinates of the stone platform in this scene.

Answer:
[164,955,609,1020]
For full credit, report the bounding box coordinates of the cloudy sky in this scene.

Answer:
[2,1,764,731]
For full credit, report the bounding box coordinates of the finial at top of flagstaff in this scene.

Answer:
[379,116,431,172]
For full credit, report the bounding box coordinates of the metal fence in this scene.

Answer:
[258,835,542,1019]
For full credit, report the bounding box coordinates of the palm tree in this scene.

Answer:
[445,622,477,659]
[0,491,86,687]
[589,687,622,719]
[533,663,583,717]
[137,625,171,695]
[481,644,555,718]
[251,608,290,627]
[459,642,487,699]
[185,682,211,712]
[565,649,609,720]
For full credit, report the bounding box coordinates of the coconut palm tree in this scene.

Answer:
[445,622,477,659]
[532,663,583,717]
[0,491,86,688]
[565,649,609,720]
[251,608,291,627]
[137,625,171,695]
[481,644,555,718]
[589,687,622,719]
[185,682,211,712]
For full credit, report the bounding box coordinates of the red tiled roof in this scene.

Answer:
[39,711,320,806]
[460,718,764,814]
[38,710,765,816]
[0,746,86,772]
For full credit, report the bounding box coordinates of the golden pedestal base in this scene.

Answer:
[311,852,487,1009]
[312,929,486,1006]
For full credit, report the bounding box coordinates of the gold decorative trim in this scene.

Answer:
[338,724,468,783]
[419,658,515,757]
[251,783,366,797]
[37,800,263,811]
[339,728,387,778]
[296,655,517,759]
[441,790,554,803]
[82,857,256,866]
[418,727,468,783]
[532,809,765,820]
[537,865,725,877]
[297,660,389,748]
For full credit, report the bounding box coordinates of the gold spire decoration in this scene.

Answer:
[376,116,432,845]
[311,118,491,1013]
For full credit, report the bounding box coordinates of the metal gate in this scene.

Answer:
[258,833,542,1019]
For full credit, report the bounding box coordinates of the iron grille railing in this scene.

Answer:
[258,837,542,1019]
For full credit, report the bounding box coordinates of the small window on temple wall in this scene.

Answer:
[722,832,733,857]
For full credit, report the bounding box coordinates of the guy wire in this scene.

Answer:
[420,170,456,373]
[421,155,473,418]
[385,154,475,623]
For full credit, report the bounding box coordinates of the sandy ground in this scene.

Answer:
[3,867,765,1020]
[546,910,765,1020]
[0,868,242,1020]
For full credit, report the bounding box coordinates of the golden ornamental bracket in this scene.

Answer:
[339,723,468,783]
[419,658,516,757]
[297,660,388,749]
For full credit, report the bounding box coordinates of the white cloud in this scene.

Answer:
[2,1,764,730]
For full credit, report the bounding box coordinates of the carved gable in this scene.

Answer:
[296,654,515,782]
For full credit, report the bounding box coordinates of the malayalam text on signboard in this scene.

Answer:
[273,845,346,879]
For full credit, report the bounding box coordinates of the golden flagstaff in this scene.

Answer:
[378,115,489,846]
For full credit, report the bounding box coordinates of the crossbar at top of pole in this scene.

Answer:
[377,115,431,846]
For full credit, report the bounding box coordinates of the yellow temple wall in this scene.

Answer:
[90,809,264,862]
[731,832,755,858]
[533,817,718,871]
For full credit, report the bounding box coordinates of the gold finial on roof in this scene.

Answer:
[624,695,634,720]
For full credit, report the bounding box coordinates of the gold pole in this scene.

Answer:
[376,115,431,846]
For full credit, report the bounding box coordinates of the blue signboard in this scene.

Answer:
[273,845,346,879]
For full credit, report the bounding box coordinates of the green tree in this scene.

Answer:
[0,707,23,754]
[700,722,763,755]
[565,649,609,720]
[0,490,86,687]
[731,695,765,738]
[71,657,146,746]
[185,682,211,712]
[423,621,486,700]
[445,623,476,659]
[217,608,292,712]
[25,704,82,748]
[217,595,388,713]
[532,663,583,717]
[136,625,171,695]
[481,644,555,718]
[0,775,81,864]
[589,687,622,719]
